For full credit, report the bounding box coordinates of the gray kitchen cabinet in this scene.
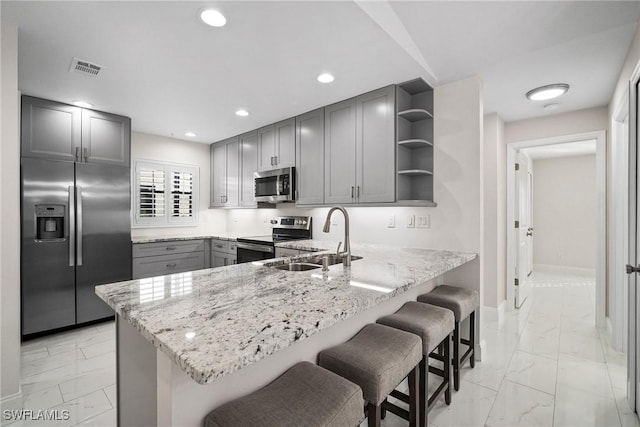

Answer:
[295,108,325,205]
[81,109,131,166]
[21,96,130,167]
[355,85,396,203]
[257,118,295,172]
[132,240,206,279]
[324,98,357,204]
[211,239,237,267]
[274,247,300,258]
[210,137,239,207]
[324,86,395,204]
[239,131,258,207]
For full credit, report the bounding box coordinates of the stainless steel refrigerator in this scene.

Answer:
[21,157,132,336]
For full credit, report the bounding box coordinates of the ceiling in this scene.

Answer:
[522,140,596,160]
[2,1,639,144]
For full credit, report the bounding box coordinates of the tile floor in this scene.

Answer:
[6,269,639,426]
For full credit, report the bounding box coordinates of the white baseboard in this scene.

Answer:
[481,300,506,324]
[1,390,23,426]
[476,339,486,362]
[533,263,596,277]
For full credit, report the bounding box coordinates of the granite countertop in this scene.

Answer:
[131,232,239,244]
[96,241,476,385]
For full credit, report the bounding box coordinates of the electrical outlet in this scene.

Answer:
[387,215,395,228]
[416,215,430,229]
[407,214,415,228]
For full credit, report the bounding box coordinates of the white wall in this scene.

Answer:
[130,132,227,239]
[610,22,640,119]
[483,113,506,309]
[532,154,597,270]
[1,21,22,408]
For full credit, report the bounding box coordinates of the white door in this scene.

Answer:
[515,151,532,308]
[630,80,640,413]
[527,171,534,276]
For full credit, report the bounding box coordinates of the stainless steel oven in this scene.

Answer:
[236,216,311,264]
[254,167,295,203]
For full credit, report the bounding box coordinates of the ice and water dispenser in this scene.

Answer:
[35,205,65,240]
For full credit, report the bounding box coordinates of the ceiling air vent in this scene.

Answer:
[69,57,103,77]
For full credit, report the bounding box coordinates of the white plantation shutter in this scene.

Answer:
[133,160,199,227]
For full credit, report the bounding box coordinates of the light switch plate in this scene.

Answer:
[417,215,430,229]
[407,214,415,228]
[387,215,396,228]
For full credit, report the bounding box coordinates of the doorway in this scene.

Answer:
[506,130,607,329]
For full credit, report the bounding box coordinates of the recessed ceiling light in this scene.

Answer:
[200,9,226,27]
[72,100,93,108]
[317,73,335,83]
[526,84,569,101]
[544,103,560,111]
[185,132,197,137]
[235,109,249,117]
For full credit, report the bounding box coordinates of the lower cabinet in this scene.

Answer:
[211,239,237,267]
[274,247,318,258]
[132,240,206,279]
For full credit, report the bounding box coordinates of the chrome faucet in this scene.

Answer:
[323,206,351,267]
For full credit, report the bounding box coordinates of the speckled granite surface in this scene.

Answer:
[131,232,238,244]
[96,242,476,385]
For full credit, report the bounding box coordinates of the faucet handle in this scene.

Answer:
[336,241,342,255]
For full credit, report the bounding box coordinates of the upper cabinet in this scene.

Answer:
[257,118,295,171]
[21,95,130,167]
[210,132,256,208]
[395,79,435,205]
[239,131,258,207]
[324,85,395,204]
[295,108,325,205]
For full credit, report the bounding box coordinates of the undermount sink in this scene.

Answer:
[269,254,362,272]
[272,262,322,271]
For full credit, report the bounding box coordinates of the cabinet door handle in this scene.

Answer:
[274,155,278,165]
[83,147,88,162]
[75,147,80,162]
[166,247,176,251]
[166,263,177,268]
[357,186,360,198]
[351,186,354,198]
[224,257,228,266]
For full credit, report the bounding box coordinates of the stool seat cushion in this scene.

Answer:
[418,285,479,320]
[377,302,454,354]
[318,324,422,406]
[204,362,364,427]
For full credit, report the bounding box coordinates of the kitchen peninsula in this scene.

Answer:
[96,241,476,426]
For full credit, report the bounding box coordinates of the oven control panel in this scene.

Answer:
[272,216,311,230]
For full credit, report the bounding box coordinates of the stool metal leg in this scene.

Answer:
[419,357,428,427]
[453,321,460,391]
[470,311,476,368]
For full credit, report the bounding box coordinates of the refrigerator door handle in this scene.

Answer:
[77,186,83,266]
[68,186,75,267]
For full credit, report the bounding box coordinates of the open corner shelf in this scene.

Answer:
[397,139,433,149]
[398,169,433,176]
[397,108,432,122]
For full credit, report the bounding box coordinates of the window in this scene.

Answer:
[133,160,199,227]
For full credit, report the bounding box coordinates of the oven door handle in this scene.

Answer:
[237,242,274,253]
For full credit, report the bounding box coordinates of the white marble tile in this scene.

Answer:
[79,340,114,360]
[102,385,116,409]
[58,368,115,403]
[72,408,116,427]
[429,381,497,427]
[21,384,64,411]
[556,354,614,399]
[558,330,606,362]
[504,350,558,395]
[517,329,560,360]
[21,350,85,378]
[485,380,554,427]
[21,347,50,363]
[47,330,114,357]
[46,389,112,426]
[554,384,621,427]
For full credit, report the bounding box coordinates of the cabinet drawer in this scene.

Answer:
[275,247,299,258]
[132,240,205,258]
[211,239,237,255]
[132,252,205,279]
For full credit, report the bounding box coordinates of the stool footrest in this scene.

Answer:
[389,389,410,405]
[429,352,445,362]
[461,346,474,364]
[381,399,410,421]
[428,365,444,377]
[427,380,448,409]
[460,338,472,346]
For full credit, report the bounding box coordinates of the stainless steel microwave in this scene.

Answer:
[254,167,295,203]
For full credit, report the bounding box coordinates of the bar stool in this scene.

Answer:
[203,361,365,427]
[418,285,479,391]
[377,302,454,427]
[318,323,422,427]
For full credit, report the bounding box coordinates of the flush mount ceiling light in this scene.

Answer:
[526,83,569,101]
[200,9,226,27]
[72,100,93,108]
[185,132,197,137]
[317,73,335,83]
[235,109,249,117]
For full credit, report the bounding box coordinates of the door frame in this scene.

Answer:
[505,130,607,330]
